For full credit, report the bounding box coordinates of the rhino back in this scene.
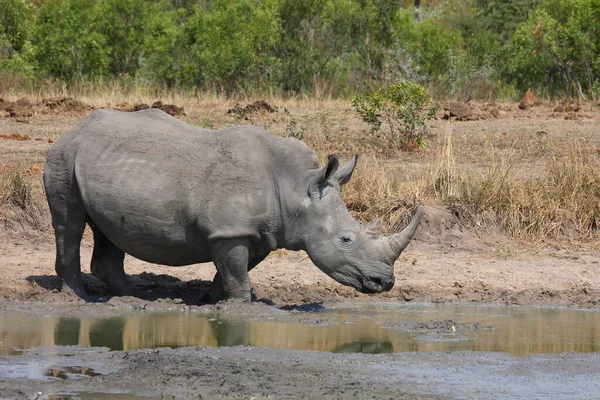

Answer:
[59,109,317,265]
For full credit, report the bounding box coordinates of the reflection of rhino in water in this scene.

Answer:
[44,109,422,301]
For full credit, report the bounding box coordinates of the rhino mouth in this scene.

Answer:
[359,276,395,294]
[328,268,395,294]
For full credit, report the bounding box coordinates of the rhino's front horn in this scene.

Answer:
[388,205,423,259]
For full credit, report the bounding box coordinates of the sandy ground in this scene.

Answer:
[1,97,599,307]
[1,217,600,307]
[1,98,600,399]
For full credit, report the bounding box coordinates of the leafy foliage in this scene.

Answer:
[507,0,600,97]
[352,81,439,150]
[2,0,600,98]
[0,0,32,56]
[33,0,109,80]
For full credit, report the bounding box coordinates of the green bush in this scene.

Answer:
[0,0,33,56]
[33,0,109,80]
[2,0,597,98]
[351,80,439,150]
[507,0,600,97]
[95,0,153,76]
[180,0,281,94]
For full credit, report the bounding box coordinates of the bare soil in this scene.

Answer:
[0,98,599,307]
[1,98,600,399]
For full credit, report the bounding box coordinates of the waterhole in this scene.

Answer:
[1,303,599,356]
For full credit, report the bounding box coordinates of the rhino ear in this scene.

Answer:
[309,154,339,196]
[333,154,358,185]
[317,154,339,187]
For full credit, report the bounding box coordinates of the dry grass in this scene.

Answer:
[426,131,599,243]
[1,83,599,247]
[0,164,48,232]
[339,125,600,246]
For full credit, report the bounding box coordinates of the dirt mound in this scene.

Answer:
[150,101,184,116]
[441,102,497,121]
[4,97,34,120]
[227,100,276,119]
[42,97,93,114]
[554,103,581,113]
[134,103,149,111]
[519,88,536,110]
[443,102,472,120]
[0,98,10,110]
[112,102,151,112]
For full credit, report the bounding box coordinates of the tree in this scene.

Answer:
[508,0,600,97]
[33,0,109,80]
[0,0,33,57]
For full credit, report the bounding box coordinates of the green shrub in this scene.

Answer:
[351,80,439,150]
[180,0,281,94]
[0,0,33,56]
[33,0,109,80]
[507,0,600,97]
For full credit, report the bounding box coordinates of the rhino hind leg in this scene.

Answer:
[45,177,90,300]
[90,226,134,296]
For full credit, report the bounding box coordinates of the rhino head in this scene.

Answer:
[290,154,422,294]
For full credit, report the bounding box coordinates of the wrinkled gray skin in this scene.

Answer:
[43,109,422,302]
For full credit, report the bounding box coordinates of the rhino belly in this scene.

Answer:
[76,162,212,266]
[87,196,212,266]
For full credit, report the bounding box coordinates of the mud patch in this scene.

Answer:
[2,345,600,400]
[44,365,103,380]
[382,319,490,333]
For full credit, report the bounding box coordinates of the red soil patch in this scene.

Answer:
[0,133,31,141]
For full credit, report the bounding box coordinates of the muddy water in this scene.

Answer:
[1,303,599,357]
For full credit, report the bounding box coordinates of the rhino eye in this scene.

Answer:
[340,236,354,246]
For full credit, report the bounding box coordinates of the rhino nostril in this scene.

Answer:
[370,277,383,287]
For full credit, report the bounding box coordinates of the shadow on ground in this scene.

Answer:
[26,273,212,306]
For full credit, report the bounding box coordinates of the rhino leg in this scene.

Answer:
[45,178,90,300]
[90,226,133,296]
[209,238,257,301]
[207,251,269,302]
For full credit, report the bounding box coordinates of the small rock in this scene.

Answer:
[491,109,507,118]
[565,112,579,120]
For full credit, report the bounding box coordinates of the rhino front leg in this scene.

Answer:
[210,238,254,301]
[207,251,270,302]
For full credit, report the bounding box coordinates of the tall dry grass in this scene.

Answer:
[0,165,48,232]
[342,126,600,246]
[1,82,598,246]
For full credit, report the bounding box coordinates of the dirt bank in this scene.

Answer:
[1,212,599,309]
[1,98,599,308]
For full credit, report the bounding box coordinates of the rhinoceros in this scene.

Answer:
[43,108,422,302]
